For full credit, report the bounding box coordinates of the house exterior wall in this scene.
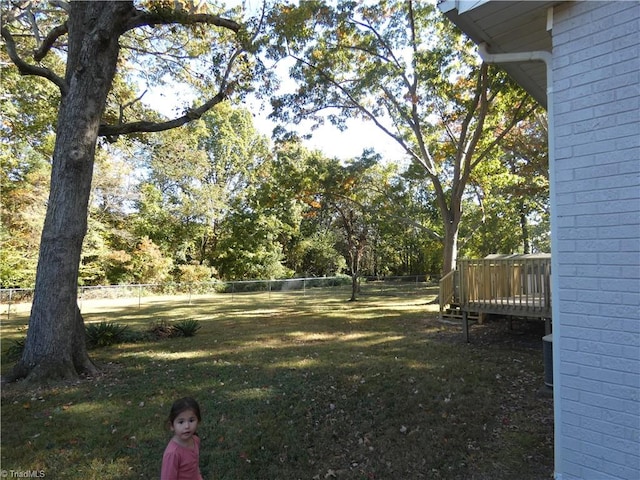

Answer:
[551,2,640,479]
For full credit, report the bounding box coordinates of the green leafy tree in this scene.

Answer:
[176,263,215,284]
[133,103,272,276]
[133,125,212,264]
[499,113,550,253]
[215,208,292,280]
[458,112,549,257]
[266,139,429,282]
[293,231,347,276]
[194,103,272,266]
[0,146,50,288]
[260,140,347,277]
[80,148,139,285]
[289,150,382,301]
[375,163,443,275]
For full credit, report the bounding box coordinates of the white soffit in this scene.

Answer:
[438,0,558,108]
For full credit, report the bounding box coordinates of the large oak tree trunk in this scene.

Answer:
[9,2,133,383]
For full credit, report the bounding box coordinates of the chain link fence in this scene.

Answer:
[1,275,439,321]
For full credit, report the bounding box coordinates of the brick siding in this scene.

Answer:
[552,2,640,479]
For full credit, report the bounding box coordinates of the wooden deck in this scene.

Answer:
[440,254,552,341]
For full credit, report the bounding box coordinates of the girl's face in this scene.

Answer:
[170,408,199,445]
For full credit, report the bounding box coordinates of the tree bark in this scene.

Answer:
[349,250,360,302]
[442,219,459,276]
[9,2,132,383]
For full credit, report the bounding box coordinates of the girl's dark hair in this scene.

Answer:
[167,397,202,425]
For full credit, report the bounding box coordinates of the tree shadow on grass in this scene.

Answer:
[1,292,553,480]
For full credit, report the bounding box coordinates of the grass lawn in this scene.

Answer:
[0,285,553,479]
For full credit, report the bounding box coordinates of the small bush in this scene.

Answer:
[149,320,178,339]
[173,319,201,337]
[86,321,129,348]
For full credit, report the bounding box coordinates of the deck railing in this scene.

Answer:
[458,255,551,318]
[439,269,457,317]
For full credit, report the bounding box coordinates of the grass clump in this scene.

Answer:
[147,319,201,338]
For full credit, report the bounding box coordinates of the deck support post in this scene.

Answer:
[462,310,470,343]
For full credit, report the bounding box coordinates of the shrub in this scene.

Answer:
[173,319,201,337]
[177,264,215,284]
[149,319,178,339]
[86,321,129,348]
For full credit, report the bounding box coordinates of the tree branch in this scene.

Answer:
[349,17,414,93]
[119,89,148,124]
[1,26,68,96]
[100,7,248,140]
[49,1,71,13]
[326,185,443,242]
[98,90,227,139]
[378,84,436,174]
[460,63,490,180]
[33,22,68,62]
[125,11,241,34]
[454,63,487,186]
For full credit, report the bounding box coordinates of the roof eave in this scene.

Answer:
[438,0,559,109]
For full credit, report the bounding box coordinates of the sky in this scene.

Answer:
[307,121,407,162]
[250,107,407,162]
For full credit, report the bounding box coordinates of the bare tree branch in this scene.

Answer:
[98,7,248,139]
[25,3,42,44]
[48,1,71,13]
[460,63,490,183]
[118,89,147,124]
[454,62,487,186]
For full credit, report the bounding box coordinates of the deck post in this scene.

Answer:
[545,318,551,335]
[462,310,470,343]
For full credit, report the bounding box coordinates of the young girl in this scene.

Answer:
[161,397,204,480]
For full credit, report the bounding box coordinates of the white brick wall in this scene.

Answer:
[552,1,640,479]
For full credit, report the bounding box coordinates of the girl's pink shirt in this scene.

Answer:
[160,435,203,480]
